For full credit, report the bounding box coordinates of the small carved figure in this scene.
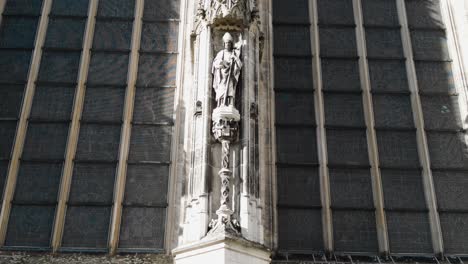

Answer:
[212,32,243,107]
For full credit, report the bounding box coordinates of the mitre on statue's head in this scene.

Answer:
[223,32,234,43]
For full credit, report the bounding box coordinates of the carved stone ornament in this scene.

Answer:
[212,111,240,142]
[209,0,247,24]
[207,32,243,237]
[195,0,259,30]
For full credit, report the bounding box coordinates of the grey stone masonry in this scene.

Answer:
[0,253,173,264]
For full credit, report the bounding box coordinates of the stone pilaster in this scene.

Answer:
[173,0,269,263]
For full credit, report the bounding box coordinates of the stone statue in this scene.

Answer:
[212,32,243,108]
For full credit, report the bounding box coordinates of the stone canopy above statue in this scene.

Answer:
[197,0,259,28]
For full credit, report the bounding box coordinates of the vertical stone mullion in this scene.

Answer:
[0,0,52,245]
[197,25,213,239]
[396,0,444,255]
[265,0,278,250]
[108,0,144,254]
[352,0,390,254]
[50,0,99,252]
[165,0,188,251]
[0,0,6,26]
[310,0,333,252]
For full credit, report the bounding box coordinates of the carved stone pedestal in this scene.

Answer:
[209,105,241,237]
[173,234,270,264]
[207,168,241,236]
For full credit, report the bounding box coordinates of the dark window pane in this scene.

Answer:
[69,163,116,204]
[415,61,455,94]
[317,0,354,25]
[273,25,311,56]
[276,127,317,164]
[320,28,357,58]
[362,0,399,26]
[329,169,373,209]
[277,208,323,251]
[4,0,43,15]
[62,206,111,248]
[128,125,172,162]
[420,95,462,130]
[405,0,444,29]
[434,171,468,211]
[277,167,321,207]
[368,60,409,92]
[416,61,456,94]
[5,205,55,247]
[76,124,121,161]
[366,29,403,58]
[327,129,369,165]
[141,22,179,52]
[324,93,365,127]
[97,0,135,18]
[376,131,420,168]
[14,162,61,203]
[0,85,24,118]
[274,57,313,90]
[38,51,81,83]
[30,86,75,120]
[51,0,89,16]
[321,59,360,91]
[81,87,125,122]
[93,21,133,50]
[0,121,16,159]
[22,123,69,160]
[275,92,315,125]
[386,211,433,253]
[0,17,38,48]
[272,0,309,24]
[0,161,9,200]
[0,50,32,82]
[381,169,426,210]
[133,87,174,124]
[137,54,177,87]
[45,18,86,49]
[88,53,129,85]
[426,132,468,169]
[124,164,169,206]
[333,210,378,252]
[119,207,166,249]
[373,94,414,128]
[143,0,180,20]
[411,30,450,61]
[440,212,468,253]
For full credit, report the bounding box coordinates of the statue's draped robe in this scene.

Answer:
[212,49,243,106]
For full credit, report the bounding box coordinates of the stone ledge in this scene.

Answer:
[173,233,271,264]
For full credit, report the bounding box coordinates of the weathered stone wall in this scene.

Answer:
[0,253,173,264]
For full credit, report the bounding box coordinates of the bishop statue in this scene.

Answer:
[212,32,243,108]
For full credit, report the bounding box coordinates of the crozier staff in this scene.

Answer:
[212,32,243,107]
